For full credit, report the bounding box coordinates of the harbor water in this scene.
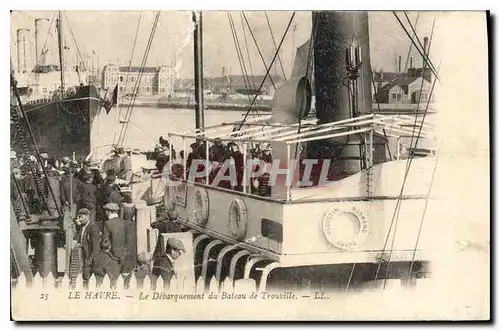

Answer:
[91,106,248,160]
[90,105,437,161]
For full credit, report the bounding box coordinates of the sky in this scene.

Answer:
[10,10,438,79]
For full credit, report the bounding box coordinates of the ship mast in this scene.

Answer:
[57,11,66,96]
[193,11,205,131]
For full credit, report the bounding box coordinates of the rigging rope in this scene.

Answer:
[368,14,438,290]
[240,12,257,91]
[393,12,441,83]
[373,57,439,290]
[241,12,277,90]
[370,70,393,160]
[237,12,296,130]
[63,12,86,71]
[227,13,255,110]
[382,68,439,289]
[113,11,143,146]
[264,12,287,80]
[403,12,419,72]
[117,11,161,148]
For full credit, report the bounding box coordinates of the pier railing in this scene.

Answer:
[12,271,434,294]
[11,271,258,294]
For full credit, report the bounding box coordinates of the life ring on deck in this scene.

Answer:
[194,188,210,226]
[228,198,248,240]
[322,204,370,251]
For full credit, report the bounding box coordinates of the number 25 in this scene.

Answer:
[40,293,48,301]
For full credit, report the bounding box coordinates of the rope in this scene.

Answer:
[241,12,277,90]
[371,16,438,289]
[393,12,441,83]
[237,12,296,130]
[63,12,86,71]
[406,151,439,283]
[239,13,257,91]
[370,70,392,160]
[381,69,439,289]
[374,61,440,290]
[113,11,143,146]
[117,11,161,147]
[227,13,254,110]
[264,12,287,80]
[403,13,419,72]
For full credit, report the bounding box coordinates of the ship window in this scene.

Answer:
[120,76,124,82]
[131,77,135,82]
[397,93,402,101]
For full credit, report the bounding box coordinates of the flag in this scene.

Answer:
[103,84,118,114]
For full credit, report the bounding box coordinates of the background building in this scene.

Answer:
[373,67,433,104]
[102,64,176,97]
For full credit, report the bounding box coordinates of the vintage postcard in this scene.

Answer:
[10,10,489,320]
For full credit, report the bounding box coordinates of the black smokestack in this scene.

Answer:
[398,55,401,73]
[313,11,372,124]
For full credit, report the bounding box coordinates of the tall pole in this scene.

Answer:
[57,11,66,96]
[193,11,205,131]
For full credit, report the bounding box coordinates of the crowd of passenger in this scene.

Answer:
[10,147,186,288]
[153,136,274,194]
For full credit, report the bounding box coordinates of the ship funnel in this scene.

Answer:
[16,29,30,73]
[271,76,311,125]
[35,18,50,67]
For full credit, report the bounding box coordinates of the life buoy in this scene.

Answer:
[228,198,248,240]
[322,204,370,251]
[194,188,209,226]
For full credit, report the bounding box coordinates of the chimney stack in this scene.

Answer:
[16,29,30,73]
[398,55,401,73]
[423,36,429,68]
[221,66,226,77]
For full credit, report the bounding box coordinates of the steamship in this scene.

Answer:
[154,11,437,291]
[11,12,102,160]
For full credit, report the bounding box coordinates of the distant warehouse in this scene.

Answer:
[101,64,177,97]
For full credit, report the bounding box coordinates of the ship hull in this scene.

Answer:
[12,85,101,160]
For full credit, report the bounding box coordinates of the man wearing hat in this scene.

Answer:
[76,171,97,222]
[100,173,122,205]
[101,202,127,268]
[120,189,137,277]
[61,156,71,168]
[152,237,186,285]
[74,208,101,277]
[76,160,92,183]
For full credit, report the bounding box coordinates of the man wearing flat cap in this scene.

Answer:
[101,202,127,269]
[152,237,186,286]
[73,208,101,279]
